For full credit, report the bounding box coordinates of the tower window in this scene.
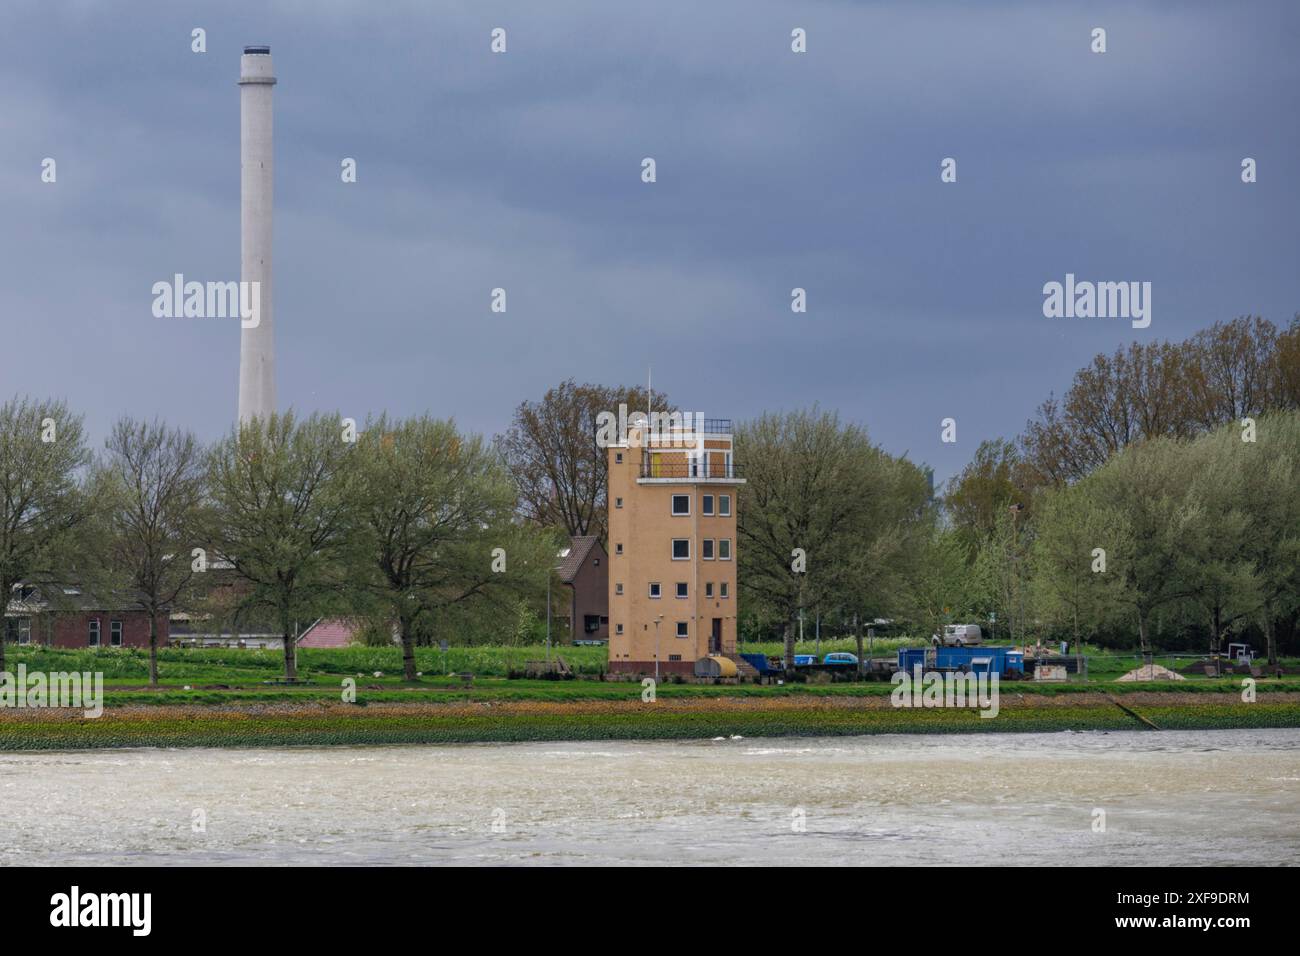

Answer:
[671,494,690,516]
[671,539,690,560]
[702,494,714,516]
[676,621,689,638]
[719,495,731,516]
[675,582,688,599]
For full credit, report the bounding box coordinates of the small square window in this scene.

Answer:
[593,557,600,566]
[615,497,623,508]
[669,654,682,662]
[676,582,688,599]
[615,582,624,595]
[719,495,731,517]
[671,539,690,560]
[676,621,689,638]
[721,582,729,598]
[705,582,714,598]
[649,583,662,599]
[616,623,624,635]
[616,543,624,555]
[702,495,714,516]
[616,453,623,464]
[702,539,715,560]
[671,494,690,516]
[719,538,732,560]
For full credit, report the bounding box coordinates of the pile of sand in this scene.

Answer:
[1116,663,1185,682]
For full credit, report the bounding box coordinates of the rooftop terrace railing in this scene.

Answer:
[639,460,742,479]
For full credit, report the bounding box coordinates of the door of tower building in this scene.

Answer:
[710,618,722,654]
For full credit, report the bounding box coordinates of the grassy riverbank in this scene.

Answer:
[2,646,1297,750]
[1,691,1297,751]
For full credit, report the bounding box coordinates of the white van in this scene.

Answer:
[932,624,984,647]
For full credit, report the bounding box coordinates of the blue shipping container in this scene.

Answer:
[897,648,928,673]
[897,646,1024,675]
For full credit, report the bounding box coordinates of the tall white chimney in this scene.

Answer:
[237,45,276,424]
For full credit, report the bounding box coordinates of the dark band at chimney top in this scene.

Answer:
[244,45,271,54]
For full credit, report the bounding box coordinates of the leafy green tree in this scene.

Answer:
[1181,428,1257,662]
[206,412,356,680]
[95,418,207,685]
[1031,480,1116,664]
[1082,438,1207,655]
[0,397,92,672]
[969,510,1030,644]
[1237,411,1300,666]
[838,456,933,666]
[737,408,911,671]
[944,438,1028,554]
[904,528,973,647]
[349,415,553,681]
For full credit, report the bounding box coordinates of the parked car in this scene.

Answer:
[823,652,859,665]
[793,654,818,667]
[932,624,984,647]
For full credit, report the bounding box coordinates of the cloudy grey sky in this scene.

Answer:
[2,0,1297,484]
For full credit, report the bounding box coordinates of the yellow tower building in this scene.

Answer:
[606,414,743,676]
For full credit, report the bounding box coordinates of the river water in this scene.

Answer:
[2,729,1297,865]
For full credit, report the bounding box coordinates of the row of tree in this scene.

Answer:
[1020,314,1300,486]
[925,412,1300,666]
[941,315,1300,664]
[0,399,555,683]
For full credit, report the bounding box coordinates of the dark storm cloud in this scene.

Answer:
[1,0,1297,484]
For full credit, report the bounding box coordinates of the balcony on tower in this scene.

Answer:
[623,413,743,484]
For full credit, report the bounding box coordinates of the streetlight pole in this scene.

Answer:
[1009,503,1024,648]
[546,572,551,662]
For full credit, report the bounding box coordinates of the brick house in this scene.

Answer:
[556,536,608,643]
[3,584,169,649]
